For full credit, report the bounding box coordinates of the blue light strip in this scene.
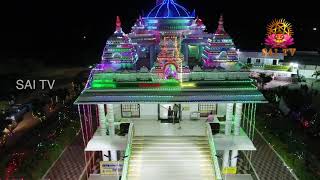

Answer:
[147,3,163,17]
[172,1,181,16]
[166,0,170,17]
[147,0,192,18]
[155,1,166,17]
[172,1,190,16]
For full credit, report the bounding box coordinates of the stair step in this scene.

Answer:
[132,144,209,148]
[131,155,211,159]
[132,150,211,154]
[133,141,209,145]
[133,136,207,140]
[132,147,210,151]
[128,167,213,172]
[130,159,212,163]
[128,169,214,174]
[129,161,212,166]
[127,175,215,180]
[127,136,215,180]
[128,174,215,178]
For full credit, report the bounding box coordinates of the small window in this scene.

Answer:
[198,104,216,117]
[256,59,261,63]
[247,58,252,64]
[121,104,140,118]
[273,59,277,65]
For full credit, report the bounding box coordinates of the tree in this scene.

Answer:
[312,70,320,80]
[241,63,252,71]
[255,73,273,89]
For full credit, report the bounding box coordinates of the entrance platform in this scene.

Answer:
[132,119,207,136]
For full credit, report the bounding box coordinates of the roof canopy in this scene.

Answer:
[75,80,266,104]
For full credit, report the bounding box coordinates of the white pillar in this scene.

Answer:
[225,103,234,135]
[98,104,107,135]
[234,103,243,136]
[222,150,230,169]
[107,104,115,136]
[98,104,107,127]
[231,150,238,167]
[110,150,117,161]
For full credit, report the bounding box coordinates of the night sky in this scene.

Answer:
[1,0,319,66]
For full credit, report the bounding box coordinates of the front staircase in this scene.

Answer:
[127,136,216,180]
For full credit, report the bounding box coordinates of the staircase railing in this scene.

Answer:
[121,123,134,180]
[206,123,223,180]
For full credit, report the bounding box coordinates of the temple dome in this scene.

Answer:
[147,0,194,18]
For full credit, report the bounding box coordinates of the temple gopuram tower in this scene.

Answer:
[202,15,239,70]
[101,16,138,71]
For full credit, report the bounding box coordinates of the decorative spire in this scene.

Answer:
[191,9,196,17]
[196,16,203,26]
[156,0,164,5]
[115,16,122,32]
[215,14,226,34]
[218,15,224,31]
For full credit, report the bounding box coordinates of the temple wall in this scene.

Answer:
[113,104,122,121]
[217,103,227,117]
[181,103,199,120]
[139,104,158,119]
[111,103,228,121]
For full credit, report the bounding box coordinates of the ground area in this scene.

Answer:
[0,67,88,179]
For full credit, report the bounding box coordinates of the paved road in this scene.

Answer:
[250,129,297,180]
[44,132,85,180]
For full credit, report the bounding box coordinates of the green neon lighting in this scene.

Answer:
[92,83,117,89]
[188,45,200,58]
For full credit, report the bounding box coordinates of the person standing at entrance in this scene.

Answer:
[173,104,179,123]
[173,104,182,129]
[168,106,173,123]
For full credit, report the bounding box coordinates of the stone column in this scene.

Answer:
[231,150,238,167]
[222,150,230,169]
[234,103,243,136]
[106,104,115,136]
[225,103,234,135]
[150,45,155,68]
[98,104,107,135]
[106,104,117,161]
[184,44,189,65]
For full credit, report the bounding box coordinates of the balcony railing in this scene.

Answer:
[120,123,134,180]
[206,123,223,180]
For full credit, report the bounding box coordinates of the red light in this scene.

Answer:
[139,83,161,88]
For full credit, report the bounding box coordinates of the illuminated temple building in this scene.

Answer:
[75,0,266,180]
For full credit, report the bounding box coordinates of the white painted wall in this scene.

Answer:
[113,104,121,121]
[111,103,228,121]
[181,103,199,120]
[139,104,158,119]
[217,103,227,117]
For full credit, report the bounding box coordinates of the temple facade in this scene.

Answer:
[75,1,266,180]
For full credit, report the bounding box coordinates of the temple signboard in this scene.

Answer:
[100,161,123,176]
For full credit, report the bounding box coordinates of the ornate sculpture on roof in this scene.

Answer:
[101,16,138,71]
[201,15,239,70]
[190,17,205,31]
